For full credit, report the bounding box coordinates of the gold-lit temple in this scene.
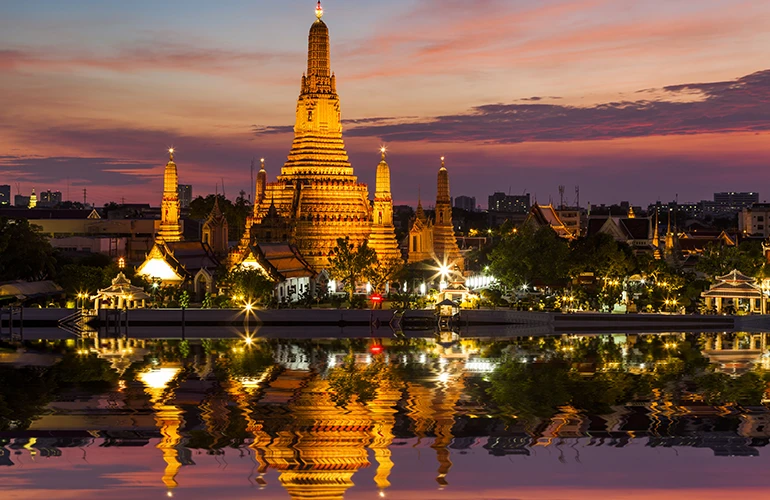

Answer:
[234,2,403,270]
[157,149,183,243]
[407,157,464,270]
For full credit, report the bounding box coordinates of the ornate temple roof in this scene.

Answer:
[95,272,150,300]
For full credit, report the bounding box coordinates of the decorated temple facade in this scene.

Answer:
[236,2,399,271]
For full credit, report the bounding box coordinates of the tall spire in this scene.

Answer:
[437,156,450,204]
[370,147,401,260]
[256,157,267,207]
[158,148,183,242]
[305,0,331,95]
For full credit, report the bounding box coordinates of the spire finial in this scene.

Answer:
[380,146,386,161]
[315,0,323,19]
[440,156,445,169]
[168,148,175,161]
[260,158,265,171]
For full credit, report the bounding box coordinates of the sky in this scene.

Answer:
[1,0,769,208]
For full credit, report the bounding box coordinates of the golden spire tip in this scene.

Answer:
[315,0,323,19]
[380,146,386,160]
[168,148,174,161]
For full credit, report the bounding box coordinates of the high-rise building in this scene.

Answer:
[39,190,62,208]
[14,194,30,207]
[177,184,192,209]
[0,185,10,206]
[488,192,530,213]
[454,195,476,212]
[714,192,758,211]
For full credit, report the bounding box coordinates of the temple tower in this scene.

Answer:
[407,192,435,263]
[431,157,464,270]
[368,147,402,261]
[246,1,372,269]
[256,158,267,205]
[202,196,229,255]
[158,149,183,242]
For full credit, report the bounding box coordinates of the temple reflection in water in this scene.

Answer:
[3,331,770,498]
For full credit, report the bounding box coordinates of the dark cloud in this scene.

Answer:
[255,69,770,143]
[0,156,156,186]
[252,116,421,135]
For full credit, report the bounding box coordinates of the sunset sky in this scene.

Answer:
[1,0,769,208]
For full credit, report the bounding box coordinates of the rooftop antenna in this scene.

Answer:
[83,188,87,206]
[575,185,580,209]
[558,185,565,209]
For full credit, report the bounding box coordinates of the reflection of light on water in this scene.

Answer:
[438,372,450,384]
[238,374,268,388]
[138,367,181,390]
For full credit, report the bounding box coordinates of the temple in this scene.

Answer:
[136,150,221,298]
[407,157,464,270]
[234,2,401,270]
[367,147,401,261]
[157,149,183,242]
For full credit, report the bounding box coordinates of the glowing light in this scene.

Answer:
[438,372,450,383]
[244,336,253,346]
[370,344,384,355]
[138,367,181,390]
[137,259,183,281]
[244,302,253,312]
[315,0,323,19]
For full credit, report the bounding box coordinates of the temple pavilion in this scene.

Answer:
[234,1,400,270]
[93,272,150,310]
[701,269,766,314]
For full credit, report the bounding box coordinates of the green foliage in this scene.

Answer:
[179,290,190,308]
[489,225,570,288]
[328,237,377,301]
[56,264,104,295]
[189,193,251,241]
[696,241,765,279]
[219,266,275,304]
[569,233,635,280]
[0,217,56,281]
[364,257,404,294]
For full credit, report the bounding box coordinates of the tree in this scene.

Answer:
[0,217,56,281]
[569,233,635,280]
[219,266,275,305]
[364,257,404,295]
[328,237,377,302]
[489,225,570,289]
[189,194,251,241]
[55,264,104,295]
[696,242,764,279]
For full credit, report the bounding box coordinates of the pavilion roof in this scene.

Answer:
[702,280,762,299]
[716,269,755,284]
[95,272,150,299]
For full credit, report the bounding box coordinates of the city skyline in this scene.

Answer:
[2,0,769,207]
